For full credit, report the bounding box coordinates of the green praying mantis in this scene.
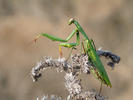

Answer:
[34,18,112,91]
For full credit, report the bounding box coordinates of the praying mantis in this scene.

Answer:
[34,18,112,90]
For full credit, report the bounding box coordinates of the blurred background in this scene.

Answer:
[0,0,132,100]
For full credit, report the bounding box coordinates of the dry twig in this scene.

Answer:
[31,49,120,100]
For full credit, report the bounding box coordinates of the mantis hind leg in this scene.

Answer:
[81,41,87,54]
[90,39,96,50]
[99,82,103,95]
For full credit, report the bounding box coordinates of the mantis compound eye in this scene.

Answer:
[68,18,75,25]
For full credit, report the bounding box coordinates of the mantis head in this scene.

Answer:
[68,18,75,25]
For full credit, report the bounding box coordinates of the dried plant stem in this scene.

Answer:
[31,49,120,100]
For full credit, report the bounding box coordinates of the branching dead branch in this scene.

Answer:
[31,49,120,100]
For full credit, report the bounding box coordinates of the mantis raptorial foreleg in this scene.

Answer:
[59,30,80,57]
[34,29,80,57]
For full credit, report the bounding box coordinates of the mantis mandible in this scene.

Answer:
[34,18,112,90]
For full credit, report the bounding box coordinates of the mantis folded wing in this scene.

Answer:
[69,18,111,87]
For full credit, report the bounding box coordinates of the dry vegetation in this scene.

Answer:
[0,0,133,100]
